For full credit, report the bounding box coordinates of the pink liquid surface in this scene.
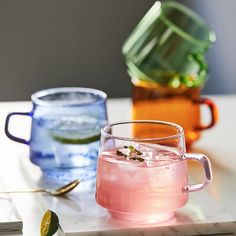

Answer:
[96,144,188,224]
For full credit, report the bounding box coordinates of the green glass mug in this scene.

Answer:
[123,1,216,87]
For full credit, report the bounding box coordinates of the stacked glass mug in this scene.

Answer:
[122,1,218,149]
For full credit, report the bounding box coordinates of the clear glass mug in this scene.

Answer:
[5,87,108,183]
[96,121,212,224]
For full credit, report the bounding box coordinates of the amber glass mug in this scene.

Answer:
[123,1,218,148]
[132,79,218,148]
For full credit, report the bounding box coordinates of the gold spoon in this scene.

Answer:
[0,179,81,196]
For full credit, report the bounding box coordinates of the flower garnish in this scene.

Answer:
[116,145,144,162]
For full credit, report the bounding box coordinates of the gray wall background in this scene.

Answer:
[0,0,235,101]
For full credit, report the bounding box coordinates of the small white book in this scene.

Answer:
[0,170,23,236]
[0,195,22,234]
[0,165,23,234]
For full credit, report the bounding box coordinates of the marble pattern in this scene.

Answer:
[36,189,236,236]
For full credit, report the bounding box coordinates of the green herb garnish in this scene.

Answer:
[130,157,145,162]
[116,150,124,156]
[136,150,142,156]
[116,145,144,162]
[128,146,135,151]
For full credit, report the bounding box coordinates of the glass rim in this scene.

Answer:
[101,120,184,142]
[31,87,107,106]
[160,1,216,47]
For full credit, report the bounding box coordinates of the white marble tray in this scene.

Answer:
[34,189,235,236]
[0,139,235,235]
[6,157,235,236]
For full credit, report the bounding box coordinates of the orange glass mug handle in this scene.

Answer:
[195,97,218,130]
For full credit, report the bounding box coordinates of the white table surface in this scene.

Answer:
[0,96,236,235]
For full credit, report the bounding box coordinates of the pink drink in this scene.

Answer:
[96,145,188,224]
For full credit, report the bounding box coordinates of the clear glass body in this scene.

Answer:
[96,121,212,225]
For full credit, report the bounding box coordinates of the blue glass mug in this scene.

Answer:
[5,87,108,183]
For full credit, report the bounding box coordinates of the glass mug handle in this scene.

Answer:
[5,112,32,145]
[194,98,218,130]
[183,153,212,192]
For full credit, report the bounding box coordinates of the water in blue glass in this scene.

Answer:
[29,89,107,184]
